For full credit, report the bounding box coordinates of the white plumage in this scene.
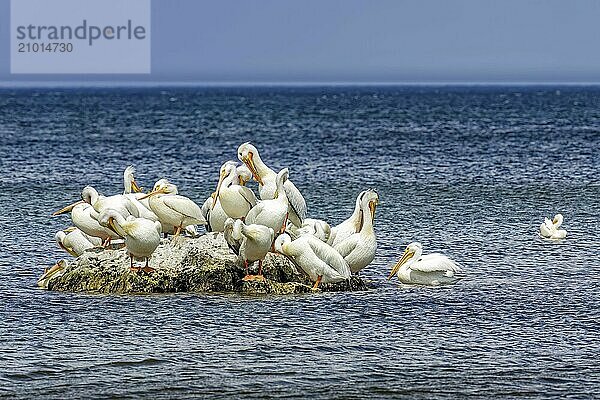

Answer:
[275,233,351,289]
[333,189,378,273]
[244,168,290,234]
[388,242,462,286]
[237,142,307,227]
[214,161,257,220]
[539,213,567,239]
[55,227,102,257]
[228,218,274,279]
[328,190,368,247]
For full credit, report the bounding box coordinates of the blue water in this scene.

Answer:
[0,86,599,398]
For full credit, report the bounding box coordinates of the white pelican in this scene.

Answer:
[140,179,205,236]
[275,233,351,290]
[55,227,102,257]
[237,164,252,186]
[201,161,238,232]
[98,209,162,272]
[539,213,567,239]
[237,142,307,227]
[123,166,158,221]
[289,218,331,243]
[38,259,68,289]
[333,190,378,273]
[388,242,462,286]
[228,218,274,280]
[82,186,137,219]
[214,161,258,220]
[53,202,120,246]
[223,218,242,255]
[244,168,289,234]
[329,190,369,247]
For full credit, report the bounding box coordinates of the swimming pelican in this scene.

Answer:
[333,190,378,273]
[237,142,307,227]
[139,179,205,236]
[329,190,370,247]
[289,218,331,243]
[214,161,258,220]
[274,233,351,290]
[55,227,102,257]
[98,209,162,272]
[539,213,567,239]
[228,219,274,281]
[388,242,462,286]
[37,259,68,289]
[53,202,120,246]
[244,168,289,234]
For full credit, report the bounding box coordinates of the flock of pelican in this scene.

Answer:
[41,142,569,290]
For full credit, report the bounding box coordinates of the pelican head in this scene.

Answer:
[359,189,379,222]
[124,165,142,194]
[388,242,422,280]
[273,168,289,198]
[237,164,252,186]
[98,209,124,236]
[37,259,68,289]
[213,162,238,209]
[81,186,100,205]
[138,179,178,200]
[237,142,264,185]
[274,233,292,253]
[552,213,564,228]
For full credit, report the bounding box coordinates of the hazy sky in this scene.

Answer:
[2,0,600,84]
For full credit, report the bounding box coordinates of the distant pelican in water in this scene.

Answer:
[140,179,205,236]
[333,190,378,273]
[275,233,351,290]
[539,213,567,239]
[55,227,102,257]
[214,161,258,220]
[237,142,307,227]
[388,242,462,286]
[98,209,162,272]
[245,168,290,234]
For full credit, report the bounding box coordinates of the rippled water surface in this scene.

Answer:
[0,86,599,398]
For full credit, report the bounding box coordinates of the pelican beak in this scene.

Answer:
[137,187,165,200]
[212,171,226,210]
[369,200,378,221]
[37,260,66,289]
[52,200,84,216]
[388,249,414,280]
[239,176,248,186]
[131,179,142,193]
[64,226,77,233]
[243,152,264,185]
[106,217,120,236]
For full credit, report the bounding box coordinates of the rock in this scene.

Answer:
[45,233,370,295]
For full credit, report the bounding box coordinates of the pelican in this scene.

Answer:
[140,179,205,236]
[53,202,120,246]
[333,190,378,273]
[214,161,258,220]
[98,209,162,272]
[244,168,289,234]
[223,218,243,255]
[227,218,274,281]
[289,218,331,243]
[329,190,369,247]
[237,164,252,186]
[388,242,462,286]
[274,233,351,290]
[123,166,158,221]
[55,227,102,257]
[237,142,307,227]
[539,213,567,239]
[38,259,68,289]
[201,195,228,232]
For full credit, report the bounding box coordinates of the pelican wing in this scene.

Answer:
[332,234,359,259]
[306,236,351,278]
[237,186,258,208]
[162,195,205,224]
[284,180,307,223]
[244,202,265,225]
[410,254,461,274]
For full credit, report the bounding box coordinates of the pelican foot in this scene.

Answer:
[242,275,265,282]
[130,266,141,273]
[141,266,155,274]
